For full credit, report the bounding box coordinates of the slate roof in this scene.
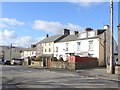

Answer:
[37,35,63,44]
[58,35,78,42]
[21,47,36,51]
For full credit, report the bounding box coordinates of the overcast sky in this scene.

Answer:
[0,1,119,47]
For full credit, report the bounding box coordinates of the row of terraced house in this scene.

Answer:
[0,25,119,73]
[20,25,118,68]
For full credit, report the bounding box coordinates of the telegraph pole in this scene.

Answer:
[10,44,12,62]
[109,0,115,74]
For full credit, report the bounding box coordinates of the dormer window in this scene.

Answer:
[88,31,95,37]
[80,33,87,38]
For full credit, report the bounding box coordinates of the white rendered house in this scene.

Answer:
[54,26,118,66]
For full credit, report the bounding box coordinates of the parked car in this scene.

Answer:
[3,60,11,65]
[11,59,23,65]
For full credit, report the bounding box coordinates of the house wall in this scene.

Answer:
[54,41,75,61]
[54,38,100,62]
[43,42,54,55]
[0,46,21,60]
[98,33,105,66]
[115,25,120,74]
[36,44,42,57]
[75,38,99,58]
[119,26,120,64]
[21,50,36,59]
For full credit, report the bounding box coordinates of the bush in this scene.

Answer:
[59,57,63,61]
[34,56,41,61]
[51,57,57,61]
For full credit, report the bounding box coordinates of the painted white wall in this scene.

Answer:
[54,38,100,61]
[21,50,36,59]
[75,38,99,58]
[54,41,75,61]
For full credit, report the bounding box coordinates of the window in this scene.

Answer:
[49,43,51,46]
[37,48,40,53]
[88,31,95,37]
[56,54,58,57]
[80,33,87,38]
[88,33,91,37]
[89,40,93,51]
[77,42,81,51]
[66,43,68,51]
[56,47,58,52]
[49,48,51,52]
[45,49,47,52]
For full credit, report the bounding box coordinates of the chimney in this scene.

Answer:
[63,29,70,35]
[104,25,109,30]
[31,44,36,48]
[74,31,79,35]
[46,34,49,38]
[85,28,93,31]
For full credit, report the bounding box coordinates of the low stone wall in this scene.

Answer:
[50,60,98,70]
[51,61,68,69]
[30,56,98,70]
[67,56,98,70]
[31,61,41,66]
[67,61,98,70]
[115,66,120,74]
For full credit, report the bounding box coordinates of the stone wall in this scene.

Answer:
[50,57,98,70]
[67,61,98,70]
[31,61,41,66]
[29,56,98,70]
[51,61,68,69]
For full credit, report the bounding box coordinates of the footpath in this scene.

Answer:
[28,66,120,82]
[75,67,120,82]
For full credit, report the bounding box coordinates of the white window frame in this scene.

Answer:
[56,47,58,52]
[66,43,69,51]
[89,40,94,51]
[77,42,81,51]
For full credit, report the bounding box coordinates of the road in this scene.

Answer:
[1,65,119,89]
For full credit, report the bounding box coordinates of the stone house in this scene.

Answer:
[0,45,22,61]
[115,24,120,74]
[36,29,70,58]
[21,46,36,65]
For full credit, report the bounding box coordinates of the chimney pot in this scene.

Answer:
[74,31,79,35]
[85,28,93,31]
[104,25,109,30]
[46,34,49,37]
[63,29,70,35]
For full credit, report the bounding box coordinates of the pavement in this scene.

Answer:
[76,67,120,82]
[28,66,120,82]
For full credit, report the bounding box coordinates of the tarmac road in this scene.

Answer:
[1,65,119,89]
